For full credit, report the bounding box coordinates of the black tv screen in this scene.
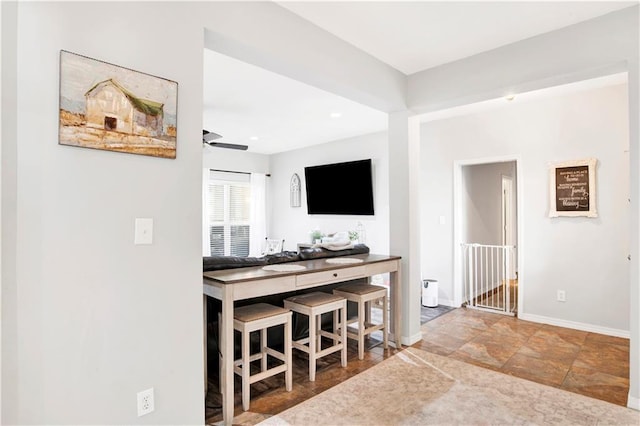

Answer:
[304,159,374,215]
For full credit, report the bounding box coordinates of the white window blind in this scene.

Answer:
[207,171,251,256]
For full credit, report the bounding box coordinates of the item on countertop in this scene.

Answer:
[262,264,307,272]
[203,245,371,271]
[313,241,354,251]
[298,244,370,260]
[310,229,324,244]
[325,258,364,264]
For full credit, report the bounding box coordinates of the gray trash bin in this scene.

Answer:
[422,279,439,307]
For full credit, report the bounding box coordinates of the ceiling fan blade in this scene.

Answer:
[205,141,248,151]
[202,129,223,143]
[202,129,248,150]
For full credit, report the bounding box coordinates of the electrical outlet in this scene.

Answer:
[557,290,566,302]
[137,388,154,417]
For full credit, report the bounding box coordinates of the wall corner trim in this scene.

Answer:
[403,332,424,346]
[627,395,640,411]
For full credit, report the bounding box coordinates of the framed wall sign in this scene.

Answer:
[548,158,597,218]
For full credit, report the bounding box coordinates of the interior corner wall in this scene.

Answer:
[2,0,19,422]
[627,57,639,410]
[0,1,7,420]
[420,83,630,333]
[268,132,389,255]
[4,2,205,423]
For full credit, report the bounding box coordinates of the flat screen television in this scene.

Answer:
[304,159,374,215]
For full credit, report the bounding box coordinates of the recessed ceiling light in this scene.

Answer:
[249,136,259,141]
[504,94,516,101]
[330,112,342,118]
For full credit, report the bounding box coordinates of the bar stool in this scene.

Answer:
[226,303,293,411]
[333,282,388,360]
[283,292,347,381]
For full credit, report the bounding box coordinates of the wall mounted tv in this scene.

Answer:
[304,159,375,215]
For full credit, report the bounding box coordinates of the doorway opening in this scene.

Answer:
[455,158,519,316]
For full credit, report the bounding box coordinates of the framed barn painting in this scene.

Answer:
[59,50,178,159]
[548,158,598,218]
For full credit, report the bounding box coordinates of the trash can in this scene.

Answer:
[422,279,439,307]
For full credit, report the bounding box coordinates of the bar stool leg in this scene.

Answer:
[365,300,371,340]
[284,319,292,391]
[309,312,317,382]
[332,309,339,346]
[382,294,389,349]
[218,313,222,391]
[241,326,251,411]
[261,327,268,372]
[357,298,365,360]
[340,303,347,367]
[316,313,322,351]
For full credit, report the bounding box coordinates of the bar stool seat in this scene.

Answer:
[333,283,388,360]
[229,303,292,411]
[284,292,347,381]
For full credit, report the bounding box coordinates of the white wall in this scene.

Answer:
[421,83,630,333]
[1,3,18,420]
[269,132,389,255]
[0,2,5,419]
[2,2,405,423]
[3,2,207,424]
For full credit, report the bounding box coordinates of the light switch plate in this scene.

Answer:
[134,218,153,245]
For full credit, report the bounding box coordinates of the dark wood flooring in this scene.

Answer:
[205,306,630,424]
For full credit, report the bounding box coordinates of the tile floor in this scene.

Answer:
[414,307,630,406]
[205,306,631,423]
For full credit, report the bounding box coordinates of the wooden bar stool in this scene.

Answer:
[333,282,388,360]
[226,303,293,411]
[283,292,347,381]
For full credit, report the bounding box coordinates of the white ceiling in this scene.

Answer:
[420,72,628,122]
[203,1,635,155]
[202,49,388,155]
[278,1,635,75]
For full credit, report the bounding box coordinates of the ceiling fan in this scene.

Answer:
[202,130,248,151]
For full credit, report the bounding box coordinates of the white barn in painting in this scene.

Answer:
[84,78,164,137]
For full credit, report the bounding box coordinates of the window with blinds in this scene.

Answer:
[207,171,251,256]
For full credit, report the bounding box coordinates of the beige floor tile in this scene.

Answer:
[562,364,630,406]
[502,352,572,387]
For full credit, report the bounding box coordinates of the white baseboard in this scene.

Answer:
[432,298,457,308]
[402,332,423,346]
[389,332,422,347]
[518,313,630,338]
[628,395,640,411]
